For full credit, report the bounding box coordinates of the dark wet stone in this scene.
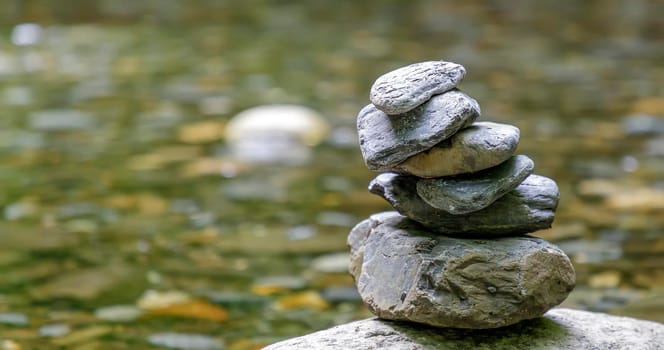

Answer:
[202,292,269,309]
[264,309,664,350]
[394,121,520,177]
[358,90,480,170]
[369,60,466,114]
[369,174,559,236]
[345,212,575,329]
[416,155,534,214]
[321,287,361,303]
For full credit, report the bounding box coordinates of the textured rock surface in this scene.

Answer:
[358,90,480,170]
[369,61,466,115]
[416,155,534,214]
[264,309,664,350]
[347,212,575,329]
[369,173,559,236]
[394,121,520,177]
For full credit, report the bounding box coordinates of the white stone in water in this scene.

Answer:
[370,60,466,114]
[29,109,95,130]
[310,252,350,273]
[0,312,28,326]
[225,104,329,146]
[11,23,42,46]
[225,104,329,164]
[39,324,71,337]
[94,304,142,322]
[137,289,191,310]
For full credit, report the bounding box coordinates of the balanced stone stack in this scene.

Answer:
[349,60,576,329]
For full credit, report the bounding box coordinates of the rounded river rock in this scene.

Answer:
[370,61,466,115]
[347,212,576,329]
[358,90,480,170]
[264,309,664,350]
[394,121,520,177]
[369,173,559,236]
[416,154,534,214]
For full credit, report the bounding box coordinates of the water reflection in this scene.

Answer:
[0,0,662,348]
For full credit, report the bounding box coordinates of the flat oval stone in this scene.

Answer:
[416,155,534,214]
[347,212,575,329]
[370,61,466,114]
[358,90,480,170]
[394,121,520,177]
[369,173,559,236]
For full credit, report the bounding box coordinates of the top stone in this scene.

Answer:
[370,61,466,115]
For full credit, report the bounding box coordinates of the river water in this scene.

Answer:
[0,1,662,349]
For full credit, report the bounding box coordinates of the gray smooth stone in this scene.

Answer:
[264,309,664,350]
[370,61,466,115]
[369,173,559,236]
[394,121,520,177]
[416,155,534,214]
[358,90,480,170]
[346,212,575,329]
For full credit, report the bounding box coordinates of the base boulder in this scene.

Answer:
[348,212,575,329]
[264,309,664,350]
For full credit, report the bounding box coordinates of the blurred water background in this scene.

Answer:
[0,0,662,349]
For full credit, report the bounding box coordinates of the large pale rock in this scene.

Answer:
[394,121,520,177]
[369,173,559,236]
[347,212,575,329]
[369,61,466,115]
[416,155,534,214]
[264,309,664,350]
[358,90,480,170]
[225,104,330,165]
[225,104,329,146]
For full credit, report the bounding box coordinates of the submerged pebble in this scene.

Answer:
[225,104,329,165]
[310,253,350,273]
[28,109,95,130]
[94,304,142,322]
[147,333,224,350]
[321,287,361,303]
[202,291,269,309]
[622,114,664,135]
[0,312,28,326]
[137,290,192,310]
[39,323,71,337]
[253,275,308,291]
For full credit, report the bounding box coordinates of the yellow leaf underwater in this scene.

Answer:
[273,291,329,311]
[146,300,228,322]
[178,121,225,144]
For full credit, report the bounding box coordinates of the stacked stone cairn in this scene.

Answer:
[349,60,576,329]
